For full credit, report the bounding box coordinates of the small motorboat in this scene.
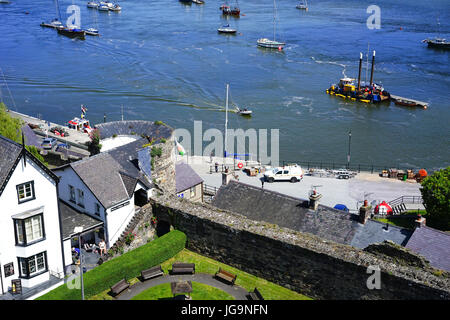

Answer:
[40,19,63,29]
[87,1,99,8]
[100,1,114,8]
[56,26,86,39]
[218,24,237,34]
[179,0,193,3]
[422,38,450,49]
[109,4,121,11]
[192,0,204,4]
[236,107,252,116]
[393,99,417,107]
[85,28,100,36]
[296,0,308,10]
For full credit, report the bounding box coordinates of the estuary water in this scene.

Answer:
[0,0,449,170]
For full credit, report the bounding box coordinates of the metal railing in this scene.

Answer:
[388,196,423,207]
[281,160,433,174]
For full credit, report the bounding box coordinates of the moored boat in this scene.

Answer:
[98,4,109,11]
[220,1,240,16]
[87,1,99,8]
[40,18,63,29]
[84,28,100,36]
[218,24,237,34]
[109,4,121,11]
[296,0,308,10]
[257,38,285,49]
[56,26,86,39]
[192,0,204,4]
[422,38,450,49]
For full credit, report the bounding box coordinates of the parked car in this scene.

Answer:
[264,164,303,183]
[41,137,57,150]
[334,204,349,212]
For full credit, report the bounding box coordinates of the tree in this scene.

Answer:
[0,102,23,143]
[87,129,102,155]
[25,145,49,167]
[420,167,450,231]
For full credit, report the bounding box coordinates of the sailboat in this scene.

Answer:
[422,18,450,49]
[296,0,308,10]
[257,0,285,50]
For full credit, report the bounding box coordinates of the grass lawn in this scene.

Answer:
[374,217,415,229]
[131,282,234,300]
[160,249,312,300]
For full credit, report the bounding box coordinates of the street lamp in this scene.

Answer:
[74,226,85,300]
[347,130,352,169]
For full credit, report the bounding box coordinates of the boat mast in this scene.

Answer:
[225,84,229,159]
[369,50,375,87]
[54,0,62,21]
[357,52,363,91]
[273,0,276,41]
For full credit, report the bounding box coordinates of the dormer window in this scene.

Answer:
[16,181,35,204]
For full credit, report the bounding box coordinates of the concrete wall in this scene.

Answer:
[0,155,64,293]
[150,194,450,300]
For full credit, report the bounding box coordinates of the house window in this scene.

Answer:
[77,189,84,208]
[95,203,101,216]
[69,185,76,203]
[14,214,45,246]
[190,186,196,198]
[16,181,35,203]
[18,252,47,279]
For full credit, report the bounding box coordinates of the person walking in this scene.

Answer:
[261,179,264,189]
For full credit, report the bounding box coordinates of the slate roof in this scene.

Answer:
[175,162,203,193]
[59,200,103,240]
[119,172,138,198]
[0,135,23,196]
[0,134,59,197]
[211,180,412,249]
[405,226,450,272]
[70,152,131,209]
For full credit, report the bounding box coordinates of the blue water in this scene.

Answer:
[0,0,449,170]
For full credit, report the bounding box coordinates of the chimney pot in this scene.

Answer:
[359,200,371,224]
[309,191,322,210]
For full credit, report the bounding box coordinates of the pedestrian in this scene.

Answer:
[215,162,219,173]
[99,239,107,257]
[261,179,264,189]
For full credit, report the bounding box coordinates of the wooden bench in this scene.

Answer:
[141,265,164,281]
[171,262,195,274]
[110,279,129,296]
[248,287,264,300]
[214,268,237,285]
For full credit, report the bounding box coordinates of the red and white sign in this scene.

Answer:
[237,162,243,169]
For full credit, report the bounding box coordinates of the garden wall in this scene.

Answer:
[150,194,450,300]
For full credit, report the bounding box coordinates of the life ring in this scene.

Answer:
[237,162,243,169]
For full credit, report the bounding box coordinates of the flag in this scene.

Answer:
[81,105,88,114]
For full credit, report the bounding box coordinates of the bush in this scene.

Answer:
[37,230,186,300]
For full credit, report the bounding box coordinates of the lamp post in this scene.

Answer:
[347,130,352,169]
[74,226,85,300]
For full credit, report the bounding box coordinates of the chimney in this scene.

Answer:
[415,214,426,228]
[359,200,371,224]
[309,190,322,210]
[222,170,232,186]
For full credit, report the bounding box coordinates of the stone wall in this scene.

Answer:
[152,136,176,194]
[150,194,450,300]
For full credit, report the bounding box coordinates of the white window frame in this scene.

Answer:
[17,181,35,203]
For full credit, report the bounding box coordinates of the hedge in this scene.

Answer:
[37,230,186,300]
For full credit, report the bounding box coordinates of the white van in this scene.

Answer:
[264,165,303,183]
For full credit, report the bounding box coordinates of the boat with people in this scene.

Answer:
[257,0,285,50]
[40,18,63,29]
[87,1,99,8]
[218,24,237,34]
[235,107,252,116]
[220,1,240,16]
[56,26,86,39]
[326,51,390,104]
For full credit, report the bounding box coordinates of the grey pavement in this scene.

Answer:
[116,273,249,300]
[182,155,422,212]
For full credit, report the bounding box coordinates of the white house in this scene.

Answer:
[53,145,153,256]
[0,135,65,297]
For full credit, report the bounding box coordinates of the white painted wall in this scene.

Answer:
[0,155,64,294]
[106,197,136,245]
